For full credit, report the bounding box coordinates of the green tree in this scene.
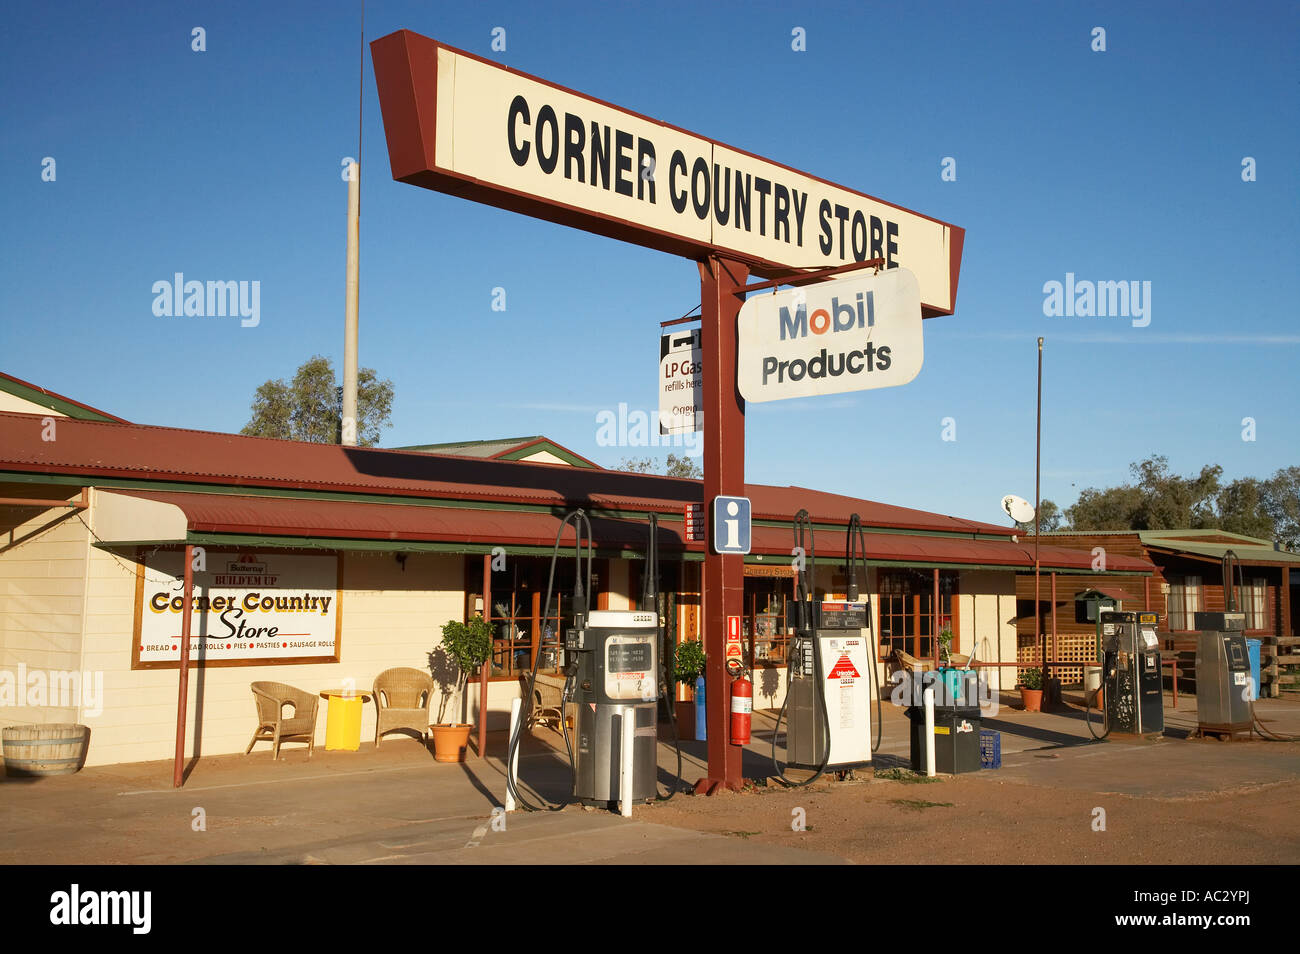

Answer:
[1066,484,1144,530]
[665,453,703,479]
[617,456,655,473]
[241,356,394,447]
[1063,456,1298,545]
[1215,477,1276,540]
[616,454,702,478]
[1262,466,1300,550]
[1015,499,1063,533]
[1129,456,1222,530]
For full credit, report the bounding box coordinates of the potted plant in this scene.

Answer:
[1018,666,1044,712]
[429,615,493,762]
[937,626,955,666]
[673,639,707,741]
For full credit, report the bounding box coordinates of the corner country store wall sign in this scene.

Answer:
[371,30,964,317]
[132,552,342,670]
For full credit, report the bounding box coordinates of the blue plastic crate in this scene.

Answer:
[979,729,1001,769]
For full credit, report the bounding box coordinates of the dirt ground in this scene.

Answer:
[3,693,1297,867]
[635,768,1300,865]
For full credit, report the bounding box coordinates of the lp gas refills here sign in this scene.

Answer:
[737,268,924,403]
[660,328,702,434]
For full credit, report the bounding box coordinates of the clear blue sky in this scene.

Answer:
[3,0,1296,525]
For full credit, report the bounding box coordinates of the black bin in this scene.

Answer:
[905,670,982,775]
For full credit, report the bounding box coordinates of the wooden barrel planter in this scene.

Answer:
[2,724,90,777]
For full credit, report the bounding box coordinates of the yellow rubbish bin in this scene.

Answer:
[320,690,371,751]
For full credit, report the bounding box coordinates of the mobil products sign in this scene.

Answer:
[736,268,923,403]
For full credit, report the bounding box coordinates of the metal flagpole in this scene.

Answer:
[1034,337,1044,703]
[342,1,364,446]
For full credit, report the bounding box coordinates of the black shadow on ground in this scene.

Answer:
[980,717,1096,748]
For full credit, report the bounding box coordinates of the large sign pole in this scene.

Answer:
[699,255,749,792]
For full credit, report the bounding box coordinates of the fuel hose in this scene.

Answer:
[506,509,590,812]
[771,509,832,787]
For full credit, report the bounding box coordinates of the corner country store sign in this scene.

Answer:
[370,31,964,317]
[133,553,341,670]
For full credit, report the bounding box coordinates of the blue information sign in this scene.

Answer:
[712,496,752,555]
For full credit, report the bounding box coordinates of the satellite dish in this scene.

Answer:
[1001,494,1036,524]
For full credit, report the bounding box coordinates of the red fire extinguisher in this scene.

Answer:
[730,670,752,745]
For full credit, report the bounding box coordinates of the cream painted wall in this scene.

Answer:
[605,559,630,611]
[957,569,1018,694]
[0,393,66,416]
[517,450,567,465]
[0,505,90,726]
[71,549,471,766]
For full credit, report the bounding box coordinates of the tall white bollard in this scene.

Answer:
[619,711,635,818]
[923,684,936,778]
[505,697,522,812]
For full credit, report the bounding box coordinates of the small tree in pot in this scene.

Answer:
[429,615,493,762]
[674,639,707,741]
[1018,666,1044,713]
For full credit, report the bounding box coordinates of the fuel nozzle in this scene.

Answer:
[846,513,864,602]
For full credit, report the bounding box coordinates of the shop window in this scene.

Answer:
[878,569,957,662]
[744,583,792,666]
[467,556,572,680]
[1167,575,1201,630]
[1243,578,1268,631]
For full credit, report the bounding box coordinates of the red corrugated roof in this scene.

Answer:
[99,490,1153,572]
[0,412,1017,537]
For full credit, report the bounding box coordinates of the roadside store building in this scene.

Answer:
[0,375,1154,768]
[1023,530,1299,696]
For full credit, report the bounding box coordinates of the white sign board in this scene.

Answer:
[372,33,964,316]
[818,634,873,767]
[135,552,341,668]
[736,268,924,403]
[659,328,702,434]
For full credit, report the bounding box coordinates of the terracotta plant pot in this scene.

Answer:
[429,723,473,763]
[1019,687,1043,712]
[674,701,695,741]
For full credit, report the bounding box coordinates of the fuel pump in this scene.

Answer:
[771,510,830,785]
[1090,610,1165,739]
[771,510,879,786]
[506,509,682,813]
[1193,550,1254,739]
[1193,550,1300,743]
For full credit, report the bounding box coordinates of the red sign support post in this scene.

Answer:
[698,255,749,793]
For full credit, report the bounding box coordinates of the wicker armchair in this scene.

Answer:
[519,672,565,733]
[373,667,436,747]
[246,682,319,759]
[893,649,936,673]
